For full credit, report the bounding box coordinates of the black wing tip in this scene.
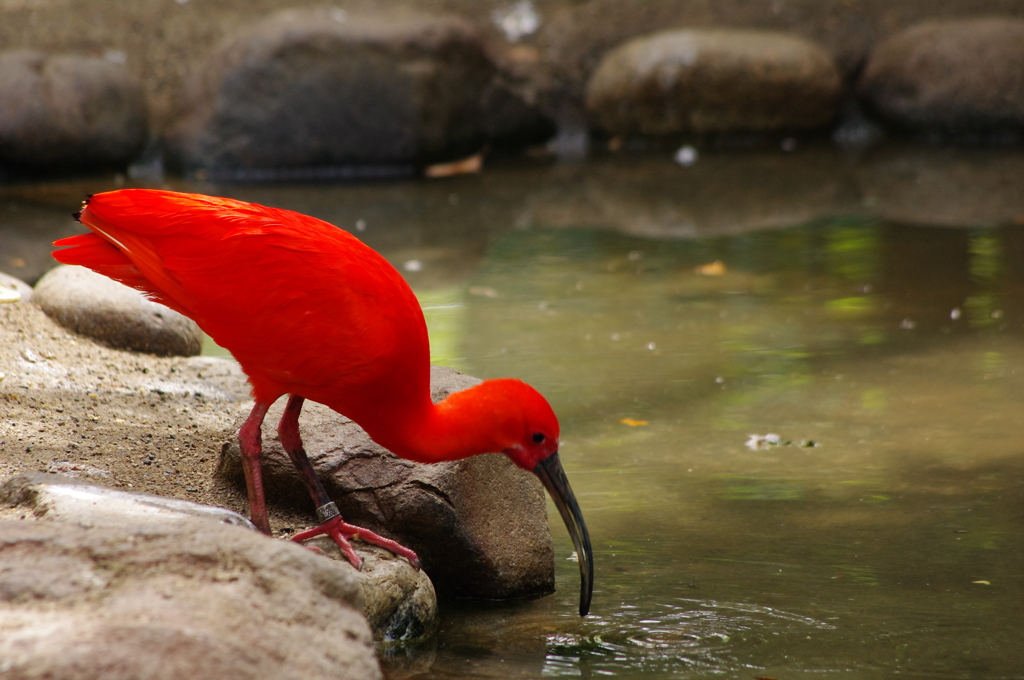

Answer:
[73,193,96,221]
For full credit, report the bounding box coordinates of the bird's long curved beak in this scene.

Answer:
[534,452,594,616]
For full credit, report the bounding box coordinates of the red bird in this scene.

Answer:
[53,189,593,615]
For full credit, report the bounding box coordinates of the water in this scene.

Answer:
[2,145,1022,678]
[406,220,1024,679]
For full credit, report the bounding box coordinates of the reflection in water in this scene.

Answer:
[1,149,1021,679]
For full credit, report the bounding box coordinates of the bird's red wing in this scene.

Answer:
[57,190,319,323]
[51,231,187,313]
[54,190,432,409]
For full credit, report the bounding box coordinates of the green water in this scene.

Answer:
[3,146,1022,678]
[398,220,1024,679]
[401,222,1023,679]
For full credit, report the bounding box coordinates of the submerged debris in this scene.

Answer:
[746,433,818,450]
[424,151,484,178]
[695,260,726,276]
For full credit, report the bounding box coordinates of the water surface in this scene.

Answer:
[3,146,1022,679]
[402,216,1023,679]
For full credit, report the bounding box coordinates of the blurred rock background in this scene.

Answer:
[1,0,1022,174]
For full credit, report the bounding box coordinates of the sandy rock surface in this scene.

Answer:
[0,297,250,506]
[0,296,362,561]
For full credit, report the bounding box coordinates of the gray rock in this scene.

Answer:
[0,272,31,304]
[479,46,556,148]
[858,19,1024,135]
[1,472,437,646]
[167,9,498,173]
[218,365,556,602]
[0,471,255,530]
[33,265,203,357]
[585,29,842,135]
[0,518,380,680]
[0,50,147,169]
[305,536,437,643]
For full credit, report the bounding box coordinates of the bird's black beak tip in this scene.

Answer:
[534,452,594,618]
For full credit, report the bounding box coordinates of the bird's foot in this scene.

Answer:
[291,505,420,570]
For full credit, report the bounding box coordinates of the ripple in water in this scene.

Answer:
[542,599,835,676]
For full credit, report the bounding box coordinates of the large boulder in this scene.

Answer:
[167,9,504,174]
[0,50,147,170]
[218,366,556,602]
[858,19,1024,135]
[1,472,437,646]
[0,516,381,680]
[33,265,203,357]
[585,29,842,135]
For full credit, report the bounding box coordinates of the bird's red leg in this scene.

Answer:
[277,394,421,570]
[238,401,273,534]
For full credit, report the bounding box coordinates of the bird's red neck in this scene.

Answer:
[357,380,523,465]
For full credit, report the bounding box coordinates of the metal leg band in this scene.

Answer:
[316,501,341,524]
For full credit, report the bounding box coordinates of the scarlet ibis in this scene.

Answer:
[52,189,593,615]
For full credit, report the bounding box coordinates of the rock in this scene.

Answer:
[0,517,381,680]
[218,366,555,602]
[585,29,842,135]
[0,50,147,170]
[305,536,437,643]
[0,471,255,530]
[33,265,203,357]
[1,472,438,646]
[167,8,498,173]
[858,19,1024,135]
[0,272,31,304]
[478,46,557,148]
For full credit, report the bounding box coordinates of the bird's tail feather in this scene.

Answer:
[52,215,191,317]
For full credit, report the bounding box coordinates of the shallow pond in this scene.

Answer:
[3,144,1022,678]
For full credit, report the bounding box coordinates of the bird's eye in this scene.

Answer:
[532,432,545,444]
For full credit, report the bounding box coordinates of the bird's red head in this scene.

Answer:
[485,379,560,471]
[442,378,560,470]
